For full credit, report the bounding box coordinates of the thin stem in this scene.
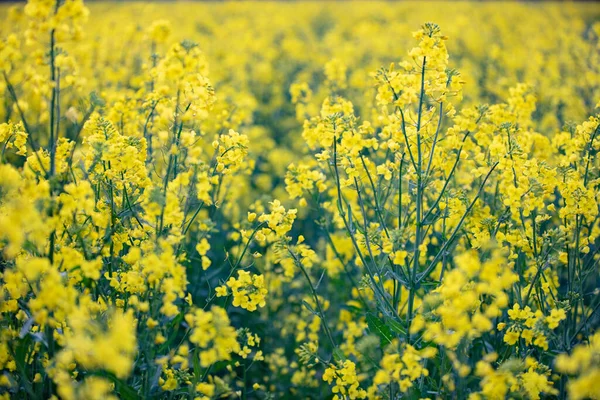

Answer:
[398,153,405,230]
[49,20,58,178]
[407,56,427,340]
[422,130,471,223]
[360,155,390,239]
[417,161,499,283]
[288,248,337,350]
[2,72,47,175]
[424,102,444,179]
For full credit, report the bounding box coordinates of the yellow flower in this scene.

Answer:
[226,270,268,312]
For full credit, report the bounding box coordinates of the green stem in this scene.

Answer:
[417,162,499,283]
[407,56,427,340]
[288,248,337,350]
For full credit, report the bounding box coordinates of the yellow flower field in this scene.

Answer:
[1,1,600,399]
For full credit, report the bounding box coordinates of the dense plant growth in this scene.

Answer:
[1,1,600,399]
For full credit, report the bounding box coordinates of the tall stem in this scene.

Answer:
[49,0,60,178]
[289,249,337,350]
[407,56,427,340]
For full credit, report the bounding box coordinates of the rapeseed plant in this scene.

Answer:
[1,1,599,399]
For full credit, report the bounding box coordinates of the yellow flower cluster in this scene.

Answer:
[217,270,268,312]
[186,306,240,368]
[0,122,27,156]
[556,331,600,400]
[412,250,517,349]
[370,344,436,394]
[472,355,557,400]
[499,304,566,350]
[50,308,137,398]
[257,199,297,241]
[322,360,366,400]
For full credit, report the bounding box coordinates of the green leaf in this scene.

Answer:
[97,371,140,400]
[385,317,407,336]
[332,347,345,363]
[366,313,394,346]
[158,312,185,353]
[346,200,354,233]
[14,334,33,373]
[192,348,201,382]
[419,280,440,288]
